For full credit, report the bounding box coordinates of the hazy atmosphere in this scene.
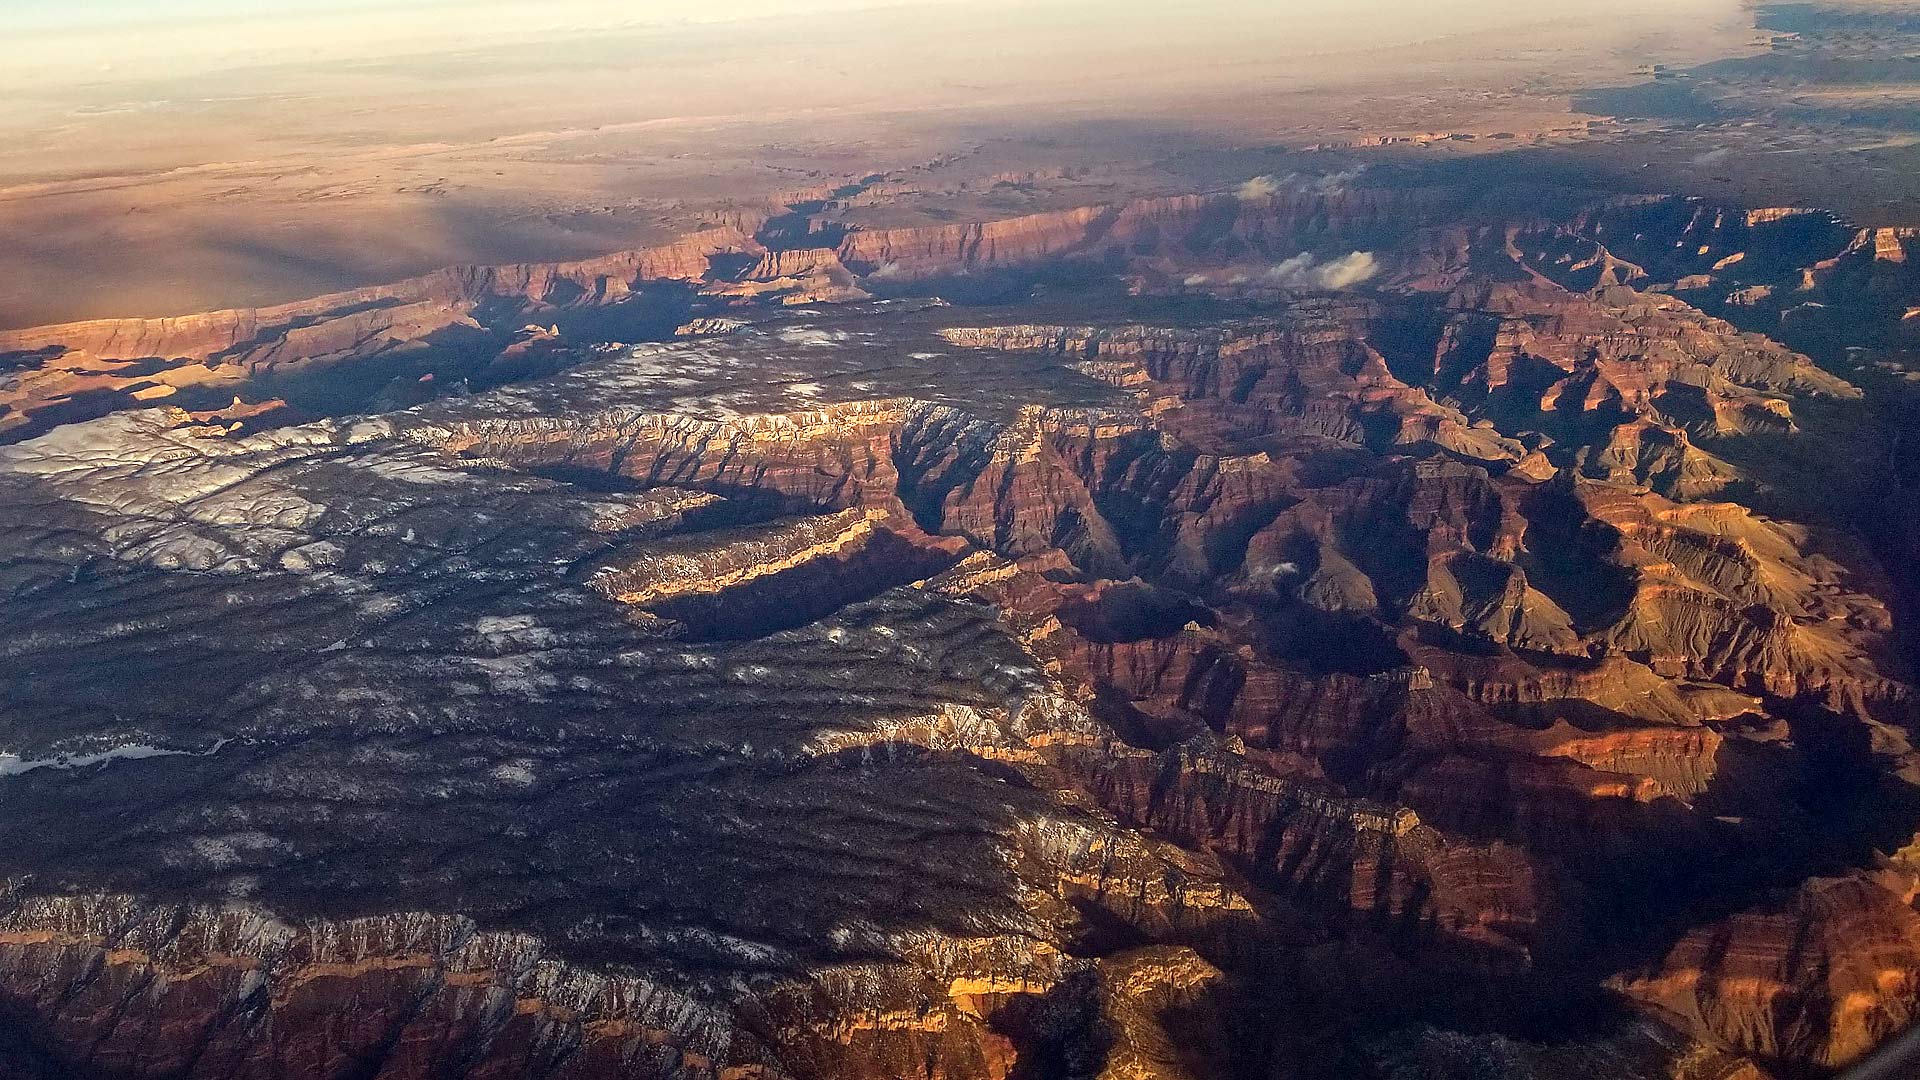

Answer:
[0,0,1755,326]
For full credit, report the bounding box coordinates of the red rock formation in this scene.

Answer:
[710,248,871,305]
[839,187,1461,282]
[1620,870,1920,1071]
[0,224,760,363]
[1440,280,1855,438]
[0,228,761,440]
[838,205,1114,275]
[0,228,756,365]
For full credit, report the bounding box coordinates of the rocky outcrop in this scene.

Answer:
[1575,483,1906,715]
[0,229,756,365]
[839,205,1115,276]
[1575,418,1737,498]
[1620,870,1920,1071]
[1441,280,1856,438]
[710,248,870,306]
[0,229,759,440]
[939,312,1522,463]
[839,187,1459,283]
[0,899,750,1080]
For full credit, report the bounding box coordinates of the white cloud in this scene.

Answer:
[1246,561,1301,587]
[1238,166,1368,201]
[1262,250,1379,290]
[1238,175,1280,200]
[1263,252,1317,284]
[1317,250,1381,289]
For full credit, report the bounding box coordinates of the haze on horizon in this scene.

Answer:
[8,0,1750,96]
[0,0,1757,329]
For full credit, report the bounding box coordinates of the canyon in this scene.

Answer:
[1,148,1920,1080]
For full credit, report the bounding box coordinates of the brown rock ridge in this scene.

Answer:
[937,311,1523,464]
[837,187,1461,281]
[1620,869,1920,1071]
[0,228,758,440]
[0,229,756,365]
[1439,280,1857,437]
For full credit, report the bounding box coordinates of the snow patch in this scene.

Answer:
[0,738,231,778]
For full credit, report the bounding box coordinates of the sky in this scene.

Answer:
[4,0,1753,96]
[3,1,933,90]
